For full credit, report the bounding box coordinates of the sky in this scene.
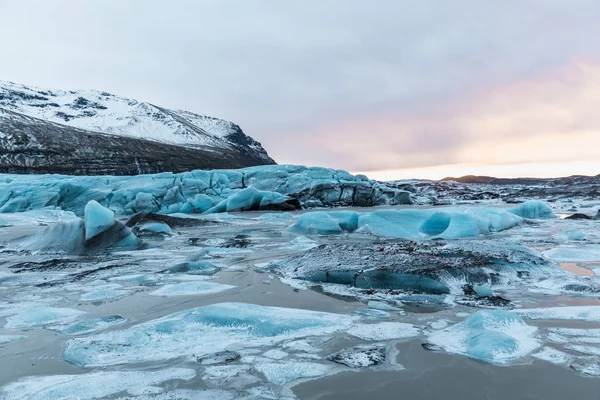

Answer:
[1,0,599,179]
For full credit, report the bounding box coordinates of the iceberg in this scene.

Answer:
[426,310,540,364]
[272,239,556,297]
[9,200,143,253]
[63,302,356,367]
[509,200,555,219]
[287,207,521,239]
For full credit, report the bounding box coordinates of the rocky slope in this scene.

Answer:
[0,80,275,174]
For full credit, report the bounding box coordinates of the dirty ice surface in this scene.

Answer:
[2,196,600,399]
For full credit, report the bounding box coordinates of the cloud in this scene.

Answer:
[0,0,599,174]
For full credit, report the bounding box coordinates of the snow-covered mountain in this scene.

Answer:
[0,80,275,174]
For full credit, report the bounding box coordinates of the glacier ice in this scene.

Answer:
[0,368,196,400]
[255,362,332,385]
[0,165,409,217]
[272,240,557,297]
[427,310,540,364]
[347,322,420,341]
[148,281,235,297]
[509,200,555,219]
[0,209,77,227]
[47,315,127,335]
[514,306,600,322]
[542,246,600,263]
[531,347,571,365]
[63,302,356,367]
[9,200,143,253]
[84,200,115,240]
[288,207,522,239]
[0,335,26,344]
[327,345,386,368]
[5,307,86,329]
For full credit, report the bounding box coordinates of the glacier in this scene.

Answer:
[0,165,411,216]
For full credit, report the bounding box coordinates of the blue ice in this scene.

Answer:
[427,310,540,364]
[63,302,356,367]
[509,200,555,219]
[47,315,127,335]
[288,207,522,239]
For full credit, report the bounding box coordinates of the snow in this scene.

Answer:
[63,302,356,367]
[0,80,240,148]
[0,368,196,400]
[347,322,420,341]
[427,310,540,364]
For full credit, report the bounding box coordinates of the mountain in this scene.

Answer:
[0,80,275,174]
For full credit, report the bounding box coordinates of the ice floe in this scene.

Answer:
[348,322,420,341]
[427,310,540,364]
[0,368,196,400]
[63,302,356,367]
[148,281,235,297]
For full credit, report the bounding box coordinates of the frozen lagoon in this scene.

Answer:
[1,185,600,398]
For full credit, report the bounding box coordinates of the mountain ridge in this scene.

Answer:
[0,80,275,174]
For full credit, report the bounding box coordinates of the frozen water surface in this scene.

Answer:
[1,184,600,398]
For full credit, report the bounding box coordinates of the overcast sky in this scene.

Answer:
[1,0,599,178]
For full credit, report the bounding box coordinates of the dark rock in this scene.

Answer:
[196,350,240,365]
[565,213,592,220]
[327,345,386,368]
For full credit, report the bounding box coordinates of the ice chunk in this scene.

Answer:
[5,307,86,329]
[63,302,356,367]
[149,281,235,297]
[255,361,332,385]
[367,301,400,311]
[427,310,540,364]
[542,246,600,263]
[327,345,386,368]
[509,200,555,219]
[0,209,77,227]
[288,211,350,235]
[531,347,571,365]
[562,228,586,241]
[137,222,172,235]
[0,368,195,400]
[514,306,600,322]
[354,309,391,319]
[79,284,131,302]
[0,335,26,345]
[163,261,220,275]
[348,322,420,341]
[47,315,126,335]
[84,200,115,240]
[10,200,143,253]
[286,236,318,251]
[473,282,494,297]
